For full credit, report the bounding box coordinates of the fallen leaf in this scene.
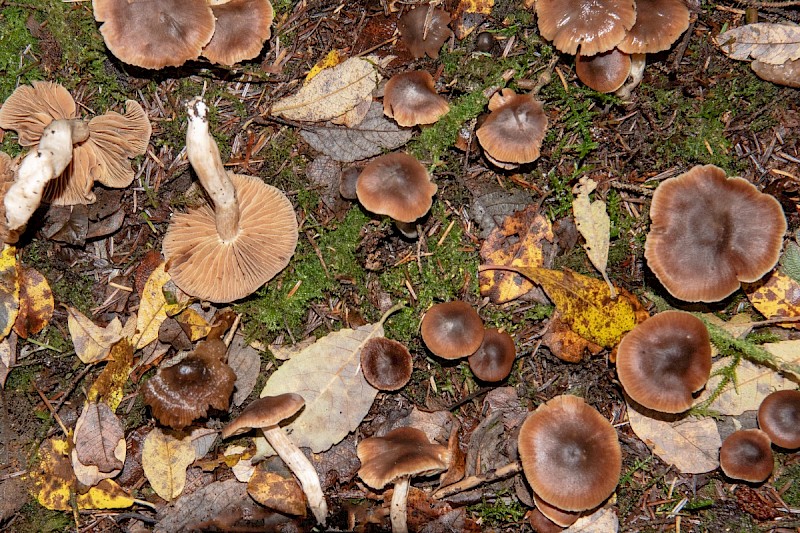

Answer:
[187,427,218,460]
[134,263,186,350]
[154,479,257,533]
[86,339,134,411]
[572,177,614,297]
[174,307,212,341]
[563,506,619,533]
[717,23,800,65]
[330,97,372,128]
[13,266,53,338]
[225,445,256,482]
[0,332,16,388]
[763,340,800,380]
[744,269,800,328]
[451,0,494,39]
[73,401,126,479]
[627,406,721,474]
[0,245,20,339]
[142,427,195,501]
[305,49,344,83]
[299,102,413,162]
[542,311,603,363]
[782,241,800,282]
[247,458,307,516]
[272,56,381,122]
[67,307,124,364]
[228,334,261,407]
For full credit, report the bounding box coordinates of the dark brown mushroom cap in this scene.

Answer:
[616,311,711,413]
[142,339,236,429]
[527,507,567,533]
[221,392,305,439]
[421,301,484,360]
[575,48,632,93]
[355,153,437,224]
[383,71,449,127]
[758,390,800,449]
[339,166,360,200]
[93,0,215,69]
[202,0,274,66]
[533,491,582,527]
[0,81,76,146]
[468,328,516,382]
[357,426,449,489]
[360,337,413,391]
[617,0,690,54]
[397,6,452,59]
[536,0,637,56]
[518,394,622,512]
[162,172,298,303]
[645,165,787,302]
[476,89,548,165]
[719,429,774,483]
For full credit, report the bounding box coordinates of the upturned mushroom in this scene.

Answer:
[420,301,484,360]
[360,337,413,391]
[758,390,800,449]
[383,71,449,127]
[162,97,298,302]
[397,5,452,59]
[357,427,449,533]
[719,429,774,483]
[476,89,548,168]
[221,393,328,525]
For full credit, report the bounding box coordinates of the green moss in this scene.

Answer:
[21,241,97,313]
[541,82,606,161]
[468,494,526,526]
[0,5,43,102]
[776,462,800,506]
[409,90,486,164]
[13,502,72,533]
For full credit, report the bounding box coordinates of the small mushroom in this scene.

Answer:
[475,31,496,53]
[758,390,800,449]
[397,5,452,59]
[476,89,548,168]
[202,0,274,66]
[528,506,568,533]
[421,301,484,360]
[535,0,637,56]
[533,491,582,527]
[645,165,786,302]
[468,328,516,382]
[339,166,360,200]
[719,429,774,483]
[616,311,712,413]
[360,337,413,391]
[221,393,328,525]
[575,48,632,94]
[357,427,449,533]
[383,71,449,127]
[142,338,236,429]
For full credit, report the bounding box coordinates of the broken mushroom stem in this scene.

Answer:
[185,97,240,242]
[4,118,88,231]
[261,425,328,526]
[391,476,411,533]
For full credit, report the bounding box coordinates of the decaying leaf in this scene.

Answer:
[479,205,554,304]
[271,56,381,122]
[0,332,16,388]
[451,0,494,39]
[763,340,800,380]
[155,478,256,533]
[72,401,126,487]
[228,334,261,407]
[174,307,212,341]
[744,270,800,328]
[86,339,134,411]
[67,307,124,364]
[0,245,20,339]
[134,263,186,350]
[542,311,603,363]
[305,49,344,83]
[782,240,800,282]
[187,427,219,461]
[13,266,53,338]
[142,427,195,501]
[572,177,614,297]
[299,102,413,162]
[247,458,307,516]
[627,406,721,474]
[717,23,800,65]
[226,444,256,482]
[563,506,619,533]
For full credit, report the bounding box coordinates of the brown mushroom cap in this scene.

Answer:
[518,395,622,512]
[339,166,360,200]
[476,89,548,166]
[355,153,437,224]
[421,301,485,360]
[357,426,449,489]
[221,393,305,439]
[645,165,786,302]
[360,338,413,391]
[93,0,216,69]
[533,491,582,527]
[202,0,274,66]
[719,429,774,483]
[142,339,236,429]
[616,311,711,413]
[397,6,452,59]
[575,48,632,93]
[758,390,800,449]
[617,0,690,54]
[527,507,567,533]
[383,71,449,128]
[468,328,516,382]
[162,172,299,303]
[536,0,637,56]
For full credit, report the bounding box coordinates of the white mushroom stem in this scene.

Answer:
[394,220,418,239]
[390,476,411,533]
[4,118,88,231]
[185,97,240,242]
[262,426,328,525]
[616,53,646,100]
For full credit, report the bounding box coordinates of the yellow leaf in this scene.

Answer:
[305,50,343,83]
[0,244,20,339]
[67,307,124,364]
[763,339,800,380]
[86,339,133,411]
[133,263,178,349]
[452,0,494,39]
[247,459,307,516]
[142,427,195,501]
[13,266,53,338]
[744,269,800,328]
[175,307,212,341]
[572,177,615,297]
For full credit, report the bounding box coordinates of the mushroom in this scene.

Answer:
[202,0,274,66]
[645,165,786,302]
[397,5,453,59]
[518,394,622,512]
[533,491,582,527]
[142,338,236,429]
[475,89,548,168]
[616,311,711,413]
[719,429,774,483]
[758,390,800,449]
[339,166,360,200]
[162,97,298,302]
[355,152,437,239]
[535,0,637,57]
[383,71,449,127]
[0,153,16,243]
[360,337,413,391]
[357,426,449,533]
[468,328,516,382]
[92,0,216,69]
[420,301,484,360]
[575,48,632,94]
[221,393,328,525]
[528,506,568,533]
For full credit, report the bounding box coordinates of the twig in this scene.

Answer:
[432,461,522,499]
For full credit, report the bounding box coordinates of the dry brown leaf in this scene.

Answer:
[187,427,218,460]
[744,269,800,328]
[627,406,721,473]
[67,307,124,364]
[572,177,614,297]
[563,506,619,533]
[451,0,494,39]
[247,458,307,516]
[154,478,256,533]
[330,98,372,127]
[717,23,800,65]
[142,427,195,501]
[13,265,53,338]
[542,311,603,363]
[72,401,125,485]
[228,334,261,407]
[0,332,16,388]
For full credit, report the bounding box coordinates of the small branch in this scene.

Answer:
[432,461,522,500]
